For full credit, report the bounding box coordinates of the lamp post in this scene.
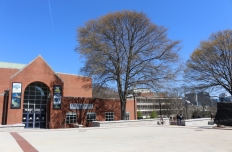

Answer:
[185,100,191,119]
[158,99,162,117]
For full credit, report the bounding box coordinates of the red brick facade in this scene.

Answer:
[0,56,92,127]
[126,99,137,120]
[0,56,135,128]
[50,97,121,128]
[0,96,3,123]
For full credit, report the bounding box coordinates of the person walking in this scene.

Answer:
[179,114,182,125]
[176,114,180,125]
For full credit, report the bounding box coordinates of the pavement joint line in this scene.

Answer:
[10,132,38,152]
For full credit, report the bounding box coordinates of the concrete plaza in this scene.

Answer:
[0,125,232,152]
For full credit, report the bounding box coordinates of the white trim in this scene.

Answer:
[56,72,90,78]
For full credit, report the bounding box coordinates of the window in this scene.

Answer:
[126,112,130,120]
[66,112,77,124]
[87,112,96,122]
[105,112,114,121]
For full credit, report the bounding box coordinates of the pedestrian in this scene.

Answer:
[160,116,164,125]
[176,114,180,125]
[179,114,182,125]
[192,113,195,119]
[211,113,213,120]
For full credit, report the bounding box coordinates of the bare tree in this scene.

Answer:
[92,84,119,99]
[163,88,183,116]
[76,11,181,119]
[185,30,232,95]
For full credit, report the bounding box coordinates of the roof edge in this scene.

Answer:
[10,55,64,83]
[56,72,91,78]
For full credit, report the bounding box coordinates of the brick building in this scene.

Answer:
[0,56,136,129]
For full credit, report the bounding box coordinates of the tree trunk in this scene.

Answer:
[121,99,126,120]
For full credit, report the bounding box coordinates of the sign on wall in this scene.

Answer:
[53,85,62,109]
[70,104,93,110]
[11,82,22,109]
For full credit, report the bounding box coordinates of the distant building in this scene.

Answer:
[184,92,210,106]
[127,88,182,118]
[135,97,182,118]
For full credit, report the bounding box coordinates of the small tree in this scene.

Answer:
[137,111,143,119]
[150,111,158,118]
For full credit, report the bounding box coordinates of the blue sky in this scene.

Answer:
[0,0,232,77]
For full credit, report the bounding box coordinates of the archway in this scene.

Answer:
[22,82,50,128]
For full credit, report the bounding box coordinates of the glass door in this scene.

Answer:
[22,110,46,128]
[23,82,49,129]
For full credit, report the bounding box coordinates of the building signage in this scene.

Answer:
[11,82,22,109]
[70,104,93,110]
[53,85,62,109]
[23,108,45,113]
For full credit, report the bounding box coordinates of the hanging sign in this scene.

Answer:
[53,85,62,109]
[11,82,22,109]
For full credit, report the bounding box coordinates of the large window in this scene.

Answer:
[66,112,77,124]
[23,82,50,128]
[105,112,114,121]
[126,112,130,120]
[87,112,96,122]
[23,82,50,110]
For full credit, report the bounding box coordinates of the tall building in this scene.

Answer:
[184,92,210,106]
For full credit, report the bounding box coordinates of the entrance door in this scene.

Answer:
[23,82,50,129]
[22,109,46,128]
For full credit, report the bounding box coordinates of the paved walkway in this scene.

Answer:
[0,125,232,152]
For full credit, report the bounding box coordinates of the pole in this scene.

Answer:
[133,93,136,120]
[185,104,188,119]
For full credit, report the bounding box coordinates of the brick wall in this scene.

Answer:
[1,56,93,125]
[0,56,138,127]
[0,96,3,124]
[49,97,121,128]
[0,68,19,94]
[7,56,63,124]
[126,99,137,120]
[56,73,92,98]
[0,68,19,124]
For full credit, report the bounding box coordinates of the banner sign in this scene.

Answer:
[70,104,93,110]
[53,85,62,109]
[11,82,22,109]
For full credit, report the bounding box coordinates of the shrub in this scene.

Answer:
[137,111,143,119]
[150,111,158,118]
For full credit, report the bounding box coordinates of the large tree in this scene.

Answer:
[76,11,181,119]
[185,30,232,95]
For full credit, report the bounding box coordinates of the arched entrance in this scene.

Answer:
[22,82,50,128]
